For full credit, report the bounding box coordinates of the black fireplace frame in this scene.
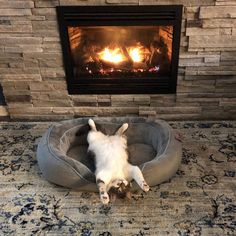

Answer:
[57,5,182,94]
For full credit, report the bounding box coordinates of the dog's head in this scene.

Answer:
[109,181,132,199]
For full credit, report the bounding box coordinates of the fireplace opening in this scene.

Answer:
[68,25,173,79]
[57,5,182,94]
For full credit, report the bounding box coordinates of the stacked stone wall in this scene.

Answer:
[0,0,235,120]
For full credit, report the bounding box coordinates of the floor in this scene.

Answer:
[0,121,235,236]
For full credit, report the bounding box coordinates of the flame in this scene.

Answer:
[98,44,148,64]
[98,47,124,64]
[127,46,144,63]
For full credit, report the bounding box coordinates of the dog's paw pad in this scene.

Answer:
[100,192,109,204]
[141,181,150,192]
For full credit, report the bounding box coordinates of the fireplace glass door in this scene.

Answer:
[57,5,182,94]
[68,26,173,79]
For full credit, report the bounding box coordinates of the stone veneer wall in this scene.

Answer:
[0,0,236,121]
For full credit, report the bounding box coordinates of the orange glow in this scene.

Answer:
[98,45,147,64]
[127,46,144,63]
[98,47,125,64]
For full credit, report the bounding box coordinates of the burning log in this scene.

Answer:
[121,46,133,67]
[99,60,133,71]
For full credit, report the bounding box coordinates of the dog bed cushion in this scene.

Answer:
[37,117,182,191]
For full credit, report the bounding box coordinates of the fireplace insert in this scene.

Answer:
[57,5,182,94]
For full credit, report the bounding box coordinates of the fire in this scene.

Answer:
[127,46,144,63]
[98,44,146,64]
[98,47,124,64]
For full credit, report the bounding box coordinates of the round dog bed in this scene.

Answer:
[37,117,182,191]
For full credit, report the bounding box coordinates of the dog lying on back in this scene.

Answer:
[87,119,149,204]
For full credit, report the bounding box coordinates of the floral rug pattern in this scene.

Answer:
[0,121,235,236]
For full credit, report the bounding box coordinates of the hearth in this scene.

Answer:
[57,5,182,94]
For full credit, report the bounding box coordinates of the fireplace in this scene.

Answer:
[57,5,182,94]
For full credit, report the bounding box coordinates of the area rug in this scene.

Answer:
[0,120,235,236]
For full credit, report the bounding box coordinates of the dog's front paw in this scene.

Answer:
[141,181,150,192]
[100,191,110,204]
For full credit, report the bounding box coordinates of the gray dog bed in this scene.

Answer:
[37,117,182,191]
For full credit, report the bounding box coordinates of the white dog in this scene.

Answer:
[87,119,149,204]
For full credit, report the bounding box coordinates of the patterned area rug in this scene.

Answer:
[0,121,235,236]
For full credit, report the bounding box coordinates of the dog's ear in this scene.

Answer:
[75,124,90,136]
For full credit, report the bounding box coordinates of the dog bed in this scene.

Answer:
[37,117,182,191]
